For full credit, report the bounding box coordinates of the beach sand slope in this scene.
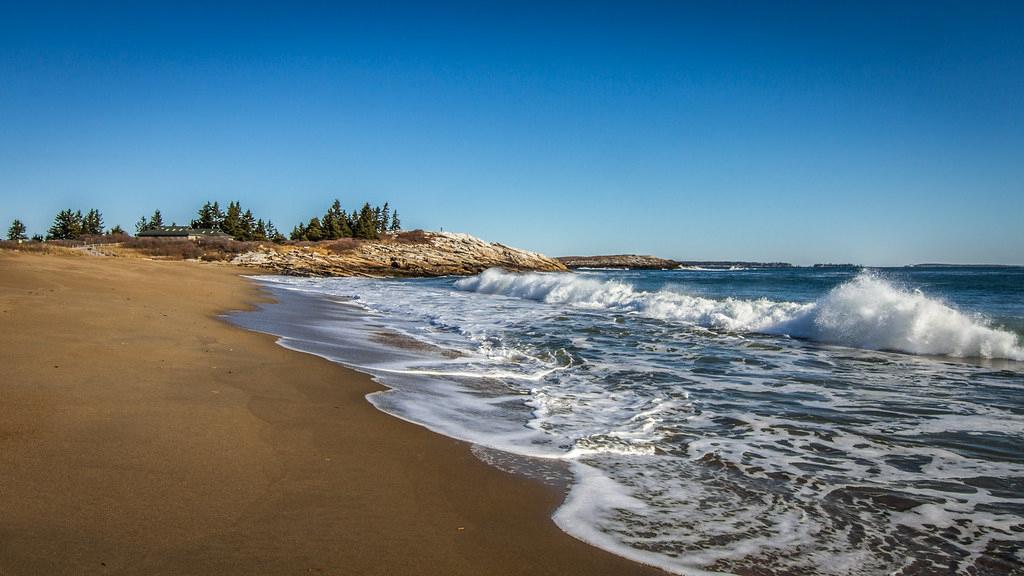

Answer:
[0,252,660,575]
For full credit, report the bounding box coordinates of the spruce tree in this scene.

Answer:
[83,209,104,235]
[221,201,242,238]
[254,219,268,241]
[211,201,224,229]
[380,202,390,233]
[389,209,401,232]
[135,215,150,234]
[7,219,27,241]
[109,224,126,235]
[305,217,323,241]
[354,203,378,239]
[372,206,383,234]
[240,209,257,241]
[290,223,307,241]
[150,209,164,228]
[323,198,349,239]
[266,221,285,243]
[47,209,83,240]
[192,202,217,229]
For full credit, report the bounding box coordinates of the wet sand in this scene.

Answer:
[0,252,661,575]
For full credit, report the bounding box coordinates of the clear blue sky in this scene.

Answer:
[1,1,1021,265]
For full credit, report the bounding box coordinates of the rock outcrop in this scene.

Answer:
[232,231,567,277]
[557,254,681,269]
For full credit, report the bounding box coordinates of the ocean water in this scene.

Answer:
[232,266,1024,576]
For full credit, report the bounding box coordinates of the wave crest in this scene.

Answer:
[454,268,1024,360]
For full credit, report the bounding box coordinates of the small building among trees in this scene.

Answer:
[136,226,232,240]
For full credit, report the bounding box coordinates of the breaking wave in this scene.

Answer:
[455,268,1024,360]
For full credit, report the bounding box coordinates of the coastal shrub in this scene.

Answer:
[196,238,262,261]
[0,240,79,254]
[123,237,204,259]
[392,229,431,245]
[79,233,131,245]
[326,238,362,254]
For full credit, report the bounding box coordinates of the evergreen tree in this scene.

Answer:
[211,201,224,229]
[109,224,126,235]
[83,209,104,235]
[290,223,307,241]
[305,217,324,241]
[390,209,401,232]
[150,209,164,228]
[192,202,216,229]
[254,219,268,241]
[7,219,27,241]
[240,209,257,241]
[135,215,150,234]
[31,234,44,242]
[47,209,83,240]
[380,202,390,233]
[322,199,349,239]
[267,221,286,243]
[354,203,378,239]
[372,206,383,234]
[221,201,242,238]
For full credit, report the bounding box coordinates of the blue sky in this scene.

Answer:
[1,1,1021,265]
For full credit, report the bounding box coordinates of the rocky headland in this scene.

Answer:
[232,231,567,277]
[557,254,681,270]
[558,255,794,270]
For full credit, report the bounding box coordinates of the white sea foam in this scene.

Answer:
[239,273,1024,576]
[455,268,1024,360]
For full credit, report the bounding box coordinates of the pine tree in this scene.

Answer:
[221,201,242,238]
[47,209,83,240]
[380,202,390,233]
[354,203,378,239]
[82,209,104,235]
[266,221,285,243]
[389,209,401,232]
[323,199,348,239]
[305,217,323,241]
[109,225,126,235]
[150,209,164,228]
[240,209,257,241]
[290,223,307,241]
[211,201,224,229]
[254,219,268,241]
[135,215,150,234]
[372,206,383,235]
[192,202,218,229]
[7,219,27,241]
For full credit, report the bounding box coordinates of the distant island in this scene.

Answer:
[558,255,793,270]
[908,263,1023,268]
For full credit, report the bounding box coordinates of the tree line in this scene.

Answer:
[133,201,288,243]
[8,199,403,242]
[291,200,400,241]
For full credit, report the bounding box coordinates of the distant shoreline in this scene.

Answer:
[558,254,1023,270]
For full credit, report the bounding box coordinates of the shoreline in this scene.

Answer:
[0,252,662,575]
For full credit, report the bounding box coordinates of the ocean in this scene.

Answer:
[231,266,1024,576]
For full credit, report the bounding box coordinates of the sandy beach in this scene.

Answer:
[0,252,660,575]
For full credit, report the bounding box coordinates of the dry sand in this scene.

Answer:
[0,252,661,575]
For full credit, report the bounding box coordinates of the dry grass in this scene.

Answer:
[122,238,204,259]
[325,238,363,254]
[120,237,265,261]
[0,241,80,255]
[390,230,431,245]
